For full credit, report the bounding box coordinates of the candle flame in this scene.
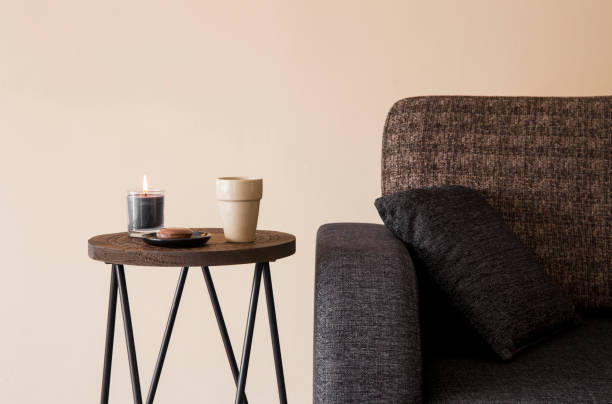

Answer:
[143,175,149,193]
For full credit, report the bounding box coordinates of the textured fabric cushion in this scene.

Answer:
[314,223,422,404]
[425,316,612,403]
[375,186,580,360]
[381,96,611,311]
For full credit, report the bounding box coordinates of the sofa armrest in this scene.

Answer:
[314,223,422,404]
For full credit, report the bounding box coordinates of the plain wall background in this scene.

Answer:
[1,1,611,402]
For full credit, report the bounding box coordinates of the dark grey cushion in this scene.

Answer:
[425,316,612,403]
[375,186,580,360]
[315,223,422,404]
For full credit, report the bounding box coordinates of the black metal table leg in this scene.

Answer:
[146,267,189,404]
[201,266,248,404]
[262,262,288,404]
[99,261,287,403]
[116,265,144,404]
[101,265,119,404]
[234,263,264,404]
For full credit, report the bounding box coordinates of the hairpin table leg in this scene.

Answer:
[202,266,249,404]
[101,265,118,404]
[234,263,263,404]
[146,267,189,404]
[263,262,288,404]
[116,264,143,404]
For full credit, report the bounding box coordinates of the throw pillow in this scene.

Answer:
[375,185,580,360]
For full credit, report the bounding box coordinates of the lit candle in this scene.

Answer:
[127,175,164,236]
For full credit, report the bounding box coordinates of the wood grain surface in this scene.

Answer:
[88,228,295,267]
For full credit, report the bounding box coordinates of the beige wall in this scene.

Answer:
[1,1,610,402]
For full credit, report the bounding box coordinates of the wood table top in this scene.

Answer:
[88,228,296,267]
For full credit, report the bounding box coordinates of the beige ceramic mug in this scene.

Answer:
[216,177,263,243]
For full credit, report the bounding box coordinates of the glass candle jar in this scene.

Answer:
[127,190,164,236]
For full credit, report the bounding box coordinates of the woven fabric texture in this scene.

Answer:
[425,316,612,403]
[314,223,422,404]
[381,96,611,311]
[375,186,580,360]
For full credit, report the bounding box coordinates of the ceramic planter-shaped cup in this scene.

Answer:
[216,177,263,243]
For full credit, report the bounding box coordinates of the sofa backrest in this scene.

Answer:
[382,96,611,311]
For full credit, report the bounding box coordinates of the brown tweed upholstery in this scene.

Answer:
[382,96,611,311]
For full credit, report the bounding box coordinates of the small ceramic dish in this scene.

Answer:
[142,231,211,248]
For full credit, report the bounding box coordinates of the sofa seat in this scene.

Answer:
[425,316,612,403]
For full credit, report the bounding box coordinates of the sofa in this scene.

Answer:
[314,96,611,403]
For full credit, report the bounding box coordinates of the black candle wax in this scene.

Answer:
[127,192,164,232]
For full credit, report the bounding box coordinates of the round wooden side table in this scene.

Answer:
[88,228,295,404]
